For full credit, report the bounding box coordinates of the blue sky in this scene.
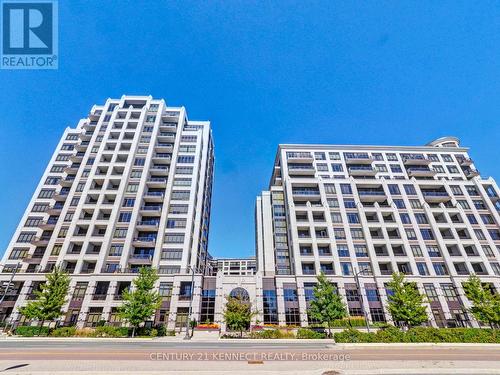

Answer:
[0,1,499,258]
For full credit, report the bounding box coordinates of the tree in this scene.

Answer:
[19,266,70,335]
[118,267,161,337]
[223,295,255,337]
[386,272,428,328]
[308,273,347,337]
[462,274,500,328]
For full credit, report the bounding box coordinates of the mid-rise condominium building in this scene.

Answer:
[0,96,214,330]
[255,137,500,327]
[2,104,500,332]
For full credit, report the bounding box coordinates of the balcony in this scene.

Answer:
[53,192,69,201]
[140,206,162,216]
[345,154,373,164]
[24,254,44,264]
[69,152,85,162]
[75,141,89,152]
[143,191,164,202]
[38,219,58,230]
[407,167,437,178]
[155,143,173,153]
[47,205,63,215]
[358,189,387,202]
[458,158,473,167]
[132,237,157,247]
[92,294,107,301]
[30,236,51,246]
[464,169,480,179]
[59,177,75,187]
[292,189,321,200]
[160,122,177,131]
[402,155,430,166]
[150,165,169,175]
[136,221,160,230]
[147,177,167,188]
[422,191,451,203]
[129,254,154,264]
[152,153,172,164]
[286,152,314,163]
[158,132,175,143]
[64,165,80,174]
[287,164,315,176]
[348,166,377,176]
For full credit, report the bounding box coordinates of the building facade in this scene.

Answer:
[0,96,214,331]
[2,108,500,332]
[255,138,500,328]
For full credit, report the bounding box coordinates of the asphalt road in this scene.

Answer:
[0,340,500,374]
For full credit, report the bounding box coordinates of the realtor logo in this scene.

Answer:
[1,0,58,69]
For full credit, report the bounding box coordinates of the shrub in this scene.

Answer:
[331,318,367,328]
[334,327,500,343]
[74,328,95,337]
[155,324,167,337]
[166,330,176,337]
[93,326,128,338]
[297,328,326,339]
[15,325,50,337]
[50,327,76,337]
[250,329,295,339]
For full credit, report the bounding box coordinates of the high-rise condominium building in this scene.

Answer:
[0,96,214,330]
[256,137,500,327]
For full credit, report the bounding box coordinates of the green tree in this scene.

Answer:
[18,266,70,335]
[118,267,161,337]
[308,273,347,337]
[386,272,428,328]
[463,274,500,328]
[223,296,255,337]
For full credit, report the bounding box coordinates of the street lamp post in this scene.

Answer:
[353,267,370,333]
[183,265,196,340]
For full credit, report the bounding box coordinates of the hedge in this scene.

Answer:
[297,328,326,339]
[334,327,500,343]
[50,327,76,337]
[15,325,50,337]
[250,329,295,339]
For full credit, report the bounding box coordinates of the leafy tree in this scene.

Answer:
[118,267,161,337]
[386,272,428,328]
[223,295,255,337]
[19,266,70,335]
[463,274,500,328]
[308,273,347,337]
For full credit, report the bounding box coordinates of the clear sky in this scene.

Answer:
[0,1,499,259]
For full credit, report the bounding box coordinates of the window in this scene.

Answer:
[161,249,183,260]
[337,245,349,257]
[118,212,132,222]
[17,232,36,243]
[390,164,402,173]
[473,200,486,209]
[31,203,49,212]
[354,245,368,257]
[331,163,343,172]
[169,204,188,214]
[404,185,417,195]
[130,170,142,178]
[450,185,463,195]
[44,176,60,185]
[38,189,55,199]
[411,245,423,257]
[410,199,422,209]
[179,145,197,152]
[166,219,187,228]
[122,198,135,207]
[417,263,429,276]
[177,156,195,163]
[329,152,340,160]
[109,244,123,256]
[351,228,364,239]
[327,199,339,208]
[344,199,356,208]
[447,166,459,174]
[386,153,397,161]
[340,184,352,194]
[134,158,145,166]
[376,164,387,172]
[181,135,197,142]
[164,233,185,243]
[347,213,360,223]
[174,178,192,186]
[427,245,441,257]
[393,199,406,209]
[24,217,42,227]
[405,229,417,240]
[171,190,191,200]
[441,284,459,301]
[424,284,439,302]
[126,184,139,193]
[433,263,448,275]
[341,262,353,275]
[415,213,428,224]
[420,229,434,240]
[113,228,127,238]
[457,200,470,209]
[366,289,380,302]
[334,228,346,239]
[9,248,28,260]
[330,212,342,223]
[388,184,401,195]
[176,166,193,174]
